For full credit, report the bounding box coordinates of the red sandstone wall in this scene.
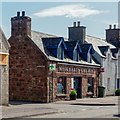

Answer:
[8,36,48,102]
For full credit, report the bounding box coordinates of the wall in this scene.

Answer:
[102,49,116,95]
[8,36,48,102]
[0,34,9,106]
[118,49,120,79]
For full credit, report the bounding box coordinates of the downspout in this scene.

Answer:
[115,59,117,91]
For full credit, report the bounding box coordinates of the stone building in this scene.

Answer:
[68,22,119,96]
[8,11,100,103]
[0,27,10,105]
[106,24,120,90]
[85,35,118,96]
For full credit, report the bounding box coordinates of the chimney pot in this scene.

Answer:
[22,11,25,17]
[73,22,76,27]
[17,11,20,17]
[109,25,112,29]
[78,21,80,27]
[114,24,116,29]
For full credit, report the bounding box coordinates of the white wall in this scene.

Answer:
[101,49,116,95]
[118,49,120,79]
[93,48,117,96]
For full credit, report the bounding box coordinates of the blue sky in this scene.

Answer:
[1,2,119,39]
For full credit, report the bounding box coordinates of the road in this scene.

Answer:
[24,103,118,118]
[2,96,119,119]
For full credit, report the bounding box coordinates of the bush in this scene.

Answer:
[115,89,120,96]
[70,89,77,96]
[70,89,77,100]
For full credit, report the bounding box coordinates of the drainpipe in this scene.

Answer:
[115,60,117,92]
[52,70,54,102]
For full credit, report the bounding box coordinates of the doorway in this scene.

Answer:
[74,77,82,98]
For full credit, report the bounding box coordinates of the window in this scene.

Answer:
[117,79,120,89]
[88,78,94,93]
[57,46,64,60]
[0,54,8,65]
[107,78,110,91]
[87,52,91,63]
[73,49,79,61]
[57,77,66,94]
[107,54,110,63]
[0,42,1,50]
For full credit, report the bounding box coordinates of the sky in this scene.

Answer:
[1,2,119,39]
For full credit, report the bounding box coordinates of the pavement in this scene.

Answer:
[55,96,119,106]
[1,96,119,119]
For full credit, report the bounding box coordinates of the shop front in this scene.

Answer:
[48,62,100,102]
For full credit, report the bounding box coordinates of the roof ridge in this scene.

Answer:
[31,30,57,37]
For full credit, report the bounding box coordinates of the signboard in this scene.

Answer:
[49,64,56,71]
[58,64,95,74]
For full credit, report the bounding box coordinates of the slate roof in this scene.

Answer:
[31,30,57,57]
[85,35,116,58]
[0,27,10,49]
[31,30,100,67]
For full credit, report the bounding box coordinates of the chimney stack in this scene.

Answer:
[11,11,31,37]
[114,24,116,29]
[78,21,80,27]
[106,24,120,48]
[73,22,76,27]
[17,11,20,17]
[68,21,86,44]
[109,25,112,29]
[22,11,25,17]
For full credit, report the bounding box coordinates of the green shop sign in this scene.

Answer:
[49,64,56,71]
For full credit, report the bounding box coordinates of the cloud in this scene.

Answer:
[33,4,106,18]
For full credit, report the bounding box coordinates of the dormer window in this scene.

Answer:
[87,52,91,63]
[42,37,66,60]
[73,48,79,61]
[57,46,64,60]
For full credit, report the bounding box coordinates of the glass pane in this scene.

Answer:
[57,77,66,94]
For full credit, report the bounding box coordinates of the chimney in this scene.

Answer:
[17,11,20,17]
[114,24,116,29]
[106,24,120,48]
[73,22,76,27]
[109,24,112,29]
[68,21,86,44]
[11,11,31,37]
[77,21,80,27]
[22,11,25,17]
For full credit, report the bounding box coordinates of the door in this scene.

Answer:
[74,77,82,98]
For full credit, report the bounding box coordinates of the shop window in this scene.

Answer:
[57,77,66,94]
[88,78,94,93]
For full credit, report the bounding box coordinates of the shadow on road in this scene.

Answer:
[113,114,120,117]
[9,100,47,105]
